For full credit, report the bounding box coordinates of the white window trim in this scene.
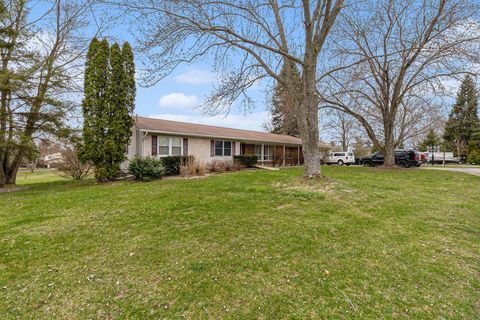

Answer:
[158,136,183,157]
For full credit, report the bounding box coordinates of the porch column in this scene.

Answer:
[283,145,286,166]
[297,146,300,165]
[261,144,264,166]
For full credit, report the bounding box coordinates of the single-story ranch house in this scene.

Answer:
[125,116,306,167]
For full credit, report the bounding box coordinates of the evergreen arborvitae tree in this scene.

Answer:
[122,42,136,121]
[80,38,98,163]
[443,75,479,157]
[81,38,135,181]
[269,61,301,137]
[81,38,110,179]
[418,129,441,152]
[104,43,125,178]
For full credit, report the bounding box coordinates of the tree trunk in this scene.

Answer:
[380,115,396,167]
[298,64,321,178]
[0,163,19,186]
[383,133,396,167]
[6,167,18,185]
[299,92,322,178]
[303,134,321,177]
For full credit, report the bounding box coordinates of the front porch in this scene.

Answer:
[240,143,304,167]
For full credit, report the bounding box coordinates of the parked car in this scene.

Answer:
[359,150,422,168]
[323,151,355,166]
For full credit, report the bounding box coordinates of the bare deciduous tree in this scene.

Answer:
[320,0,480,166]
[324,110,358,151]
[115,0,344,177]
[0,0,96,185]
[58,148,92,180]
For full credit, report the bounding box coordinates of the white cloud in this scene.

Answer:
[149,111,269,131]
[174,69,215,85]
[158,92,199,109]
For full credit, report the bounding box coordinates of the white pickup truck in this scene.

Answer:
[424,152,462,164]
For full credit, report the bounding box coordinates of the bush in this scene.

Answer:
[212,160,226,173]
[206,160,237,173]
[224,159,235,171]
[233,154,257,168]
[160,156,193,175]
[58,149,92,180]
[128,156,164,181]
[179,158,207,177]
[94,165,120,182]
[467,146,480,164]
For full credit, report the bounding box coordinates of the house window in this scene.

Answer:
[215,141,223,156]
[252,145,274,161]
[172,137,182,155]
[255,145,262,160]
[158,136,182,156]
[214,140,233,156]
[264,146,274,161]
[224,141,232,156]
[159,137,169,156]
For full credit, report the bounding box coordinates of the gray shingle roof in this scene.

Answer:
[135,116,303,145]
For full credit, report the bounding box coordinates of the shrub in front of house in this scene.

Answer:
[128,156,165,181]
[233,154,257,168]
[160,155,193,175]
[179,158,207,177]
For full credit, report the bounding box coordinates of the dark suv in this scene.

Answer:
[360,150,422,168]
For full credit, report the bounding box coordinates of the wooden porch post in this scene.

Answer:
[297,146,300,165]
[261,144,264,166]
[283,145,286,166]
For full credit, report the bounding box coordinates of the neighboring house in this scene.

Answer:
[42,152,63,168]
[124,116,306,168]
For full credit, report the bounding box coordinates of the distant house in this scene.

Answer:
[124,116,307,168]
[43,152,63,168]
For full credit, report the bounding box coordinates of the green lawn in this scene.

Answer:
[15,169,69,185]
[1,167,479,319]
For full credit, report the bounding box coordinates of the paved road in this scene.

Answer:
[421,167,480,177]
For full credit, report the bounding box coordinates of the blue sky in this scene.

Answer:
[27,1,274,132]
[134,64,271,131]
[29,1,472,143]
[96,5,274,132]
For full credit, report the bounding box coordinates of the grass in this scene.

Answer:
[0,167,479,319]
[434,164,480,168]
[15,169,69,185]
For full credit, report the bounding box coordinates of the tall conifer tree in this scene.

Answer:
[269,61,301,137]
[443,75,479,157]
[81,38,111,177]
[81,39,135,181]
[104,43,124,178]
[122,42,136,140]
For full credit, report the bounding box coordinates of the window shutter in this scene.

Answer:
[183,138,188,156]
[232,142,236,156]
[210,140,214,157]
[151,135,157,156]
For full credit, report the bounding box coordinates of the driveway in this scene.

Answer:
[421,166,480,177]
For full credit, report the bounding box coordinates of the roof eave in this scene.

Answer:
[138,128,302,146]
